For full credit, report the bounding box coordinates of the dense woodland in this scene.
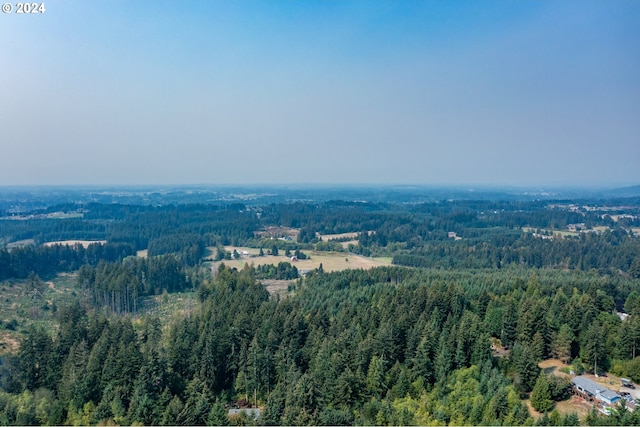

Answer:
[1,190,640,425]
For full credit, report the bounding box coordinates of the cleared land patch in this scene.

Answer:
[317,232,360,241]
[137,291,197,320]
[0,272,79,355]
[43,239,107,248]
[522,226,613,238]
[261,279,293,297]
[254,226,299,240]
[317,232,361,249]
[207,246,392,273]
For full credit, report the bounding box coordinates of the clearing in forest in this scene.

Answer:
[206,246,392,273]
[317,231,360,240]
[254,226,299,240]
[43,240,107,248]
[317,232,361,249]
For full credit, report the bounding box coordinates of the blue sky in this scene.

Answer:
[1,0,639,187]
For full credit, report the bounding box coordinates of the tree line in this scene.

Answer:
[3,200,640,276]
[76,255,193,315]
[0,242,135,281]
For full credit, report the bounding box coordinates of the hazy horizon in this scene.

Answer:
[2,1,639,187]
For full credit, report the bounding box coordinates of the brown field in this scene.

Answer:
[317,232,360,241]
[43,240,107,248]
[539,359,572,378]
[136,249,148,258]
[555,396,591,419]
[317,231,370,249]
[208,246,392,273]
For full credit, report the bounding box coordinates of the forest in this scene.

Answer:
[0,186,639,425]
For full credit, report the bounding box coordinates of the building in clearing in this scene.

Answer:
[572,376,621,412]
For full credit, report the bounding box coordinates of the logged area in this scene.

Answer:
[0,186,640,426]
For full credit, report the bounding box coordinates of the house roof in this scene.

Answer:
[600,390,621,402]
[572,376,621,402]
[572,376,608,396]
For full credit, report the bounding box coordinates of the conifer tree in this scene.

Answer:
[530,374,553,413]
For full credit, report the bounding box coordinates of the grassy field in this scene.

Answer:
[206,246,392,273]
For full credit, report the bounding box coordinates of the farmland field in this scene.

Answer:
[206,246,392,273]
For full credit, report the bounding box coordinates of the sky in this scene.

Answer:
[1,0,639,188]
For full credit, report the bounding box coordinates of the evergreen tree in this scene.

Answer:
[551,324,574,363]
[161,395,184,426]
[531,331,547,362]
[366,356,385,398]
[581,321,605,374]
[511,342,540,393]
[207,400,230,426]
[530,374,554,413]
